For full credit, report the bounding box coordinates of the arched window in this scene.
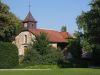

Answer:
[25,35,27,44]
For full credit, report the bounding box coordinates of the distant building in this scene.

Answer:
[15,11,72,56]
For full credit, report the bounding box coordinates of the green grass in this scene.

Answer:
[0,68,100,75]
[15,65,59,69]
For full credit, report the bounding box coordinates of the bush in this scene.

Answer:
[57,60,73,68]
[23,47,64,65]
[41,47,64,65]
[66,38,82,67]
[23,48,42,65]
[0,42,19,68]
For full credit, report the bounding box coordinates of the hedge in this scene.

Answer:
[0,42,19,68]
[23,47,64,65]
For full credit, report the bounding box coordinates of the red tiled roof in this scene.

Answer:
[60,32,72,39]
[29,29,71,43]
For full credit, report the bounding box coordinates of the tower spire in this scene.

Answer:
[22,0,37,30]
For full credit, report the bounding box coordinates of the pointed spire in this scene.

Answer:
[24,11,37,23]
[22,0,37,29]
[24,0,37,23]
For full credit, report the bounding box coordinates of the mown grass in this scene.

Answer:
[15,65,59,69]
[0,68,100,75]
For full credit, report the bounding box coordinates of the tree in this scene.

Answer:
[34,32,50,55]
[61,25,67,32]
[76,0,100,65]
[67,37,82,67]
[23,32,64,65]
[0,0,21,42]
[0,42,19,68]
[74,31,92,52]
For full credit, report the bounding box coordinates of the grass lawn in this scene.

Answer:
[0,68,100,75]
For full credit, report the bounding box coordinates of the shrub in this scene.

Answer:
[23,48,42,65]
[67,38,82,67]
[40,47,64,65]
[0,42,19,68]
[23,47,64,65]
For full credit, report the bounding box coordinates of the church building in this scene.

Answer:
[15,11,72,56]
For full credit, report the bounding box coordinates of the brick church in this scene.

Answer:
[15,11,72,56]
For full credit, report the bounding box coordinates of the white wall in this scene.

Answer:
[15,31,35,55]
[51,43,57,48]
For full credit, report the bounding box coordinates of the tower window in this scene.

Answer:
[25,35,27,44]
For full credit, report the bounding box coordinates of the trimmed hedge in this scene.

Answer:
[0,42,19,68]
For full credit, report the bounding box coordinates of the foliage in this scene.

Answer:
[67,38,82,67]
[76,0,100,65]
[33,32,50,55]
[0,0,21,42]
[61,25,67,32]
[23,32,64,65]
[74,31,92,52]
[81,38,92,52]
[0,42,19,69]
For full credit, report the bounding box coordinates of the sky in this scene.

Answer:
[3,0,90,33]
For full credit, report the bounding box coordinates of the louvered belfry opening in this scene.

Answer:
[23,11,37,30]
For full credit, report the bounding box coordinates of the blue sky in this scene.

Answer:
[3,0,90,33]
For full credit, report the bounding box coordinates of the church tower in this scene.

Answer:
[23,11,37,30]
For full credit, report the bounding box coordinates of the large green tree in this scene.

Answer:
[0,0,21,42]
[76,0,100,65]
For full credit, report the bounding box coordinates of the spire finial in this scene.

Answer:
[29,0,31,11]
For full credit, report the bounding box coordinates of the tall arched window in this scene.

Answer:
[25,35,27,44]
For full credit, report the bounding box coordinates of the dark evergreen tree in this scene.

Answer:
[33,32,50,55]
[61,25,67,32]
